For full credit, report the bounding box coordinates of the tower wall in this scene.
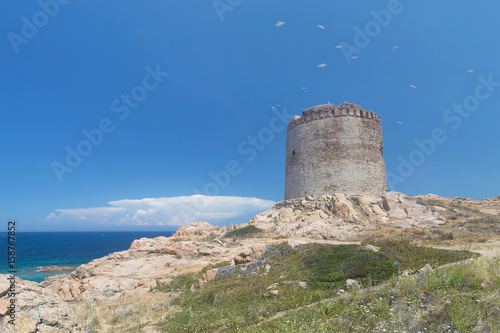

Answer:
[285,103,386,200]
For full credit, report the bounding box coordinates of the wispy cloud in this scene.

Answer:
[45,195,275,228]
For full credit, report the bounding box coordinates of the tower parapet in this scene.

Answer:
[285,103,387,200]
[287,103,381,131]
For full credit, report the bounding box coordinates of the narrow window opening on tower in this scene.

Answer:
[292,150,296,156]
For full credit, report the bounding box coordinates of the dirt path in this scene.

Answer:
[425,240,500,257]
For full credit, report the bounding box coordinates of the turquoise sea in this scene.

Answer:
[0,231,174,283]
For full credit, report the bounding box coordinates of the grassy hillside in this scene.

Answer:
[150,242,495,333]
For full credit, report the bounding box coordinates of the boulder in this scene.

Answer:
[418,264,433,274]
[405,206,429,218]
[480,209,499,216]
[264,290,279,298]
[372,204,387,218]
[362,244,380,252]
[346,279,359,289]
[399,269,414,278]
[0,275,84,332]
[10,311,37,333]
[137,278,157,289]
[172,222,220,239]
[0,299,10,316]
[382,192,404,211]
[233,245,267,265]
[358,195,382,216]
[389,207,408,219]
[198,268,218,287]
[266,283,279,290]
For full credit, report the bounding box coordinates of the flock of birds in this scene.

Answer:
[273,21,475,127]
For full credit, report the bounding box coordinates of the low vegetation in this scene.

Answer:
[243,255,500,332]
[152,241,482,332]
[223,225,261,239]
[73,292,176,333]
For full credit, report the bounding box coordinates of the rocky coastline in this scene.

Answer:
[1,192,498,332]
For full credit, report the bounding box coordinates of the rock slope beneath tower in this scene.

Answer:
[249,191,445,239]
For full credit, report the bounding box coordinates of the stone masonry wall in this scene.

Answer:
[285,103,386,199]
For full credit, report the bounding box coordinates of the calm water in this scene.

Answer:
[0,231,174,282]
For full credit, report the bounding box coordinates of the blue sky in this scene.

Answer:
[1,0,499,231]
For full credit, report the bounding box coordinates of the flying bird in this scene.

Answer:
[467,69,474,73]
[317,63,327,68]
[397,121,403,124]
[350,56,359,60]
[335,45,343,49]
[301,87,307,90]
[410,85,417,88]
[392,46,399,49]
[275,21,286,27]
[317,25,325,29]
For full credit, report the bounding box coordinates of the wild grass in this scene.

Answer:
[154,242,479,332]
[74,292,176,333]
[242,255,500,333]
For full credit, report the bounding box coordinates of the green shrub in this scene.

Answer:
[303,244,398,289]
[369,241,479,272]
[224,225,261,238]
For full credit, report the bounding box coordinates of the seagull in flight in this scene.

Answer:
[335,45,343,49]
[392,46,399,49]
[301,87,307,90]
[317,25,325,29]
[396,121,403,124]
[275,21,286,27]
[350,56,359,60]
[317,63,327,68]
[410,85,417,89]
[467,69,474,73]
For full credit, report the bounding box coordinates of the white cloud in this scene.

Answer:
[44,195,275,228]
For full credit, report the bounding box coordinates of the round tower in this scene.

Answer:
[285,103,387,200]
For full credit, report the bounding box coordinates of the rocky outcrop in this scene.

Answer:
[42,227,271,302]
[0,274,83,332]
[233,244,267,265]
[248,192,445,240]
[40,192,499,304]
[171,222,221,239]
[40,265,75,272]
[8,191,498,332]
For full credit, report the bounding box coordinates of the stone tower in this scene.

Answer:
[285,103,386,200]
